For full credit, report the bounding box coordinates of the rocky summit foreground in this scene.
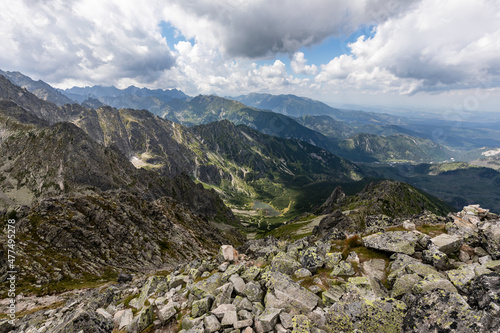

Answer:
[2,204,500,333]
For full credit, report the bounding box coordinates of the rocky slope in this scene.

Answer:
[0,70,75,106]
[4,205,499,332]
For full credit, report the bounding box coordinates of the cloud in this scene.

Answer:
[315,0,500,94]
[291,52,317,75]
[0,0,175,86]
[160,0,417,58]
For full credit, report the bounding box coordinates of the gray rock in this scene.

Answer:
[132,305,154,333]
[95,308,112,320]
[221,310,238,327]
[157,304,177,324]
[230,274,246,295]
[299,247,324,273]
[117,272,133,283]
[204,315,221,333]
[191,297,212,318]
[243,282,264,303]
[264,272,320,313]
[294,268,312,279]
[485,260,500,272]
[240,266,261,282]
[412,275,457,294]
[324,252,343,269]
[479,222,500,259]
[214,282,234,306]
[422,246,452,270]
[362,231,419,255]
[430,234,463,255]
[258,308,282,332]
[402,289,489,332]
[271,252,302,276]
[468,272,500,310]
[279,311,293,329]
[391,274,422,298]
[211,304,237,320]
[170,274,188,289]
[361,259,386,281]
[233,296,253,312]
[234,319,253,329]
[330,261,355,276]
[114,309,133,330]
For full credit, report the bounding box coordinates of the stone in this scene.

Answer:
[214,282,234,306]
[258,308,282,332]
[322,284,347,306]
[422,246,452,270]
[204,315,221,333]
[346,251,360,264]
[293,268,312,279]
[238,309,253,320]
[485,260,500,272]
[264,272,320,313]
[234,319,253,329]
[230,274,246,296]
[326,298,406,333]
[479,222,500,259]
[221,310,238,327]
[240,266,261,282]
[134,305,154,333]
[403,220,416,231]
[219,245,238,263]
[446,264,479,292]
[191,297,212,318]
[412,275,457,294]
[279,312,293,329]
[430,234,463,255]
[361,259,386,281]
[292,315,313,332]
[479,255,492,265]
[243,282,264,303]
[117,272,133,283]
[211,304,237,320]
[222,264,245,283]
[299,247,324,273]
[96,308,112,320]
[324,252,343,269]
[114,309,133,330]
[362,231,419,255]
[468,272,500,310]
[169,274,188,289]
[330,261,355,276]
[391,274,422,298]
[402,289,489,332]
[157,305,177,324]
[233,296,253,312]
[271,252,302,276]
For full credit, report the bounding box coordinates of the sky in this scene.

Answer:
[0,0,500,113]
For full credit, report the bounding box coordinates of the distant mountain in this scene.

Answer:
[60,85,189,117]
[0,69,75,106]
[231,92,404,126]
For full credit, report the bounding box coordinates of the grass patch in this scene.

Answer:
[417,223,447,237]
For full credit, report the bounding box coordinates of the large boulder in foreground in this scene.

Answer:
[402,289,489,332]
[264,272,320,313]
[362,231,420,255]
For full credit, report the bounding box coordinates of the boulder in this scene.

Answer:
[361,259,387,281]
[114,309,133,330]
[326,298,406,333]
[324,252,343,269]
[362,231,419,255]
[204,315,221,333]
[191,297,212,318]
[422,246,452,270]
[430,234,463,255]
[243,281,264,303]
[330,261,355,277]
[117,272,133,283]
[299,247,324,273]
[402,289,489,332]
[264,272,320,313]
[479,222,500,259]
[391,274,422,298]
[229,274,246,295]
[211,304,237,320]
[218,245,238,263]
[271,252,301,276]
[221,310,238,327]
[258,308,282,332]
[157,304,177,324]
[446,264,480,292]
[412,275,457,294]
[468,272,500,310]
